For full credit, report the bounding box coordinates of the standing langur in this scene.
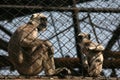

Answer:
[8,13,70,76]
[78,33,104,77]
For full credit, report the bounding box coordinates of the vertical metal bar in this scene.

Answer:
[72,0,82,74]
[50,13,64,57]
[88,14,100,43]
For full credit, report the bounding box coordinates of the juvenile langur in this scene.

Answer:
[78,33,104,77]
[8,13,70,76]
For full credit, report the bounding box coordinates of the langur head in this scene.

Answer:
[30,13,47,31]
[78,33,91,49]
[78,32,104,51]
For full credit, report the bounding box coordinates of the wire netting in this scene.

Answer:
[0,0,120,78]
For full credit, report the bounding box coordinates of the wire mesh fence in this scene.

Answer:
[0,0,120,79]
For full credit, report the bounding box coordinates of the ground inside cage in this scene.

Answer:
[0,75,119,80]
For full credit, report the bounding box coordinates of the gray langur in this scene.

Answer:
[8,13,71,76]
[78,33,104,77]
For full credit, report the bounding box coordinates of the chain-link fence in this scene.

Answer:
[0,0,120,79]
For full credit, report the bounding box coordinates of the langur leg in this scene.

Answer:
[43,52,56,75]
[43,54,71,77]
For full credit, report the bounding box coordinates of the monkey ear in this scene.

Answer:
[78,34,83,43]
[31,14,38,19]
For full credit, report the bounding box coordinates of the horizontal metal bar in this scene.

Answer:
[0,5,120,13]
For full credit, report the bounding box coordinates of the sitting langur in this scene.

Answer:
[8,13,70,76]
[78,33,104,77]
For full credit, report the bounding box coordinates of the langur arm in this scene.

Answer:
[20,31,42,47]
[21,37,41,47]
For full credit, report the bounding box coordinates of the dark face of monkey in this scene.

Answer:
[38,16,47,31]
[78,33,91,47]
